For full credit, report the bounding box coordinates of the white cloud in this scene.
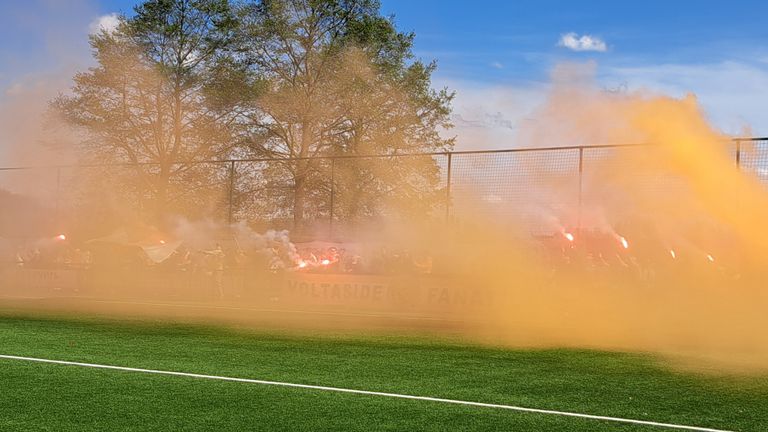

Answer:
[558,33,607,52]
[89,13,120,35]
[490,61,504,69]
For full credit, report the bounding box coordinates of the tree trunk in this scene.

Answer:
[293,172,306,230]
[154,165,172,223]
[293,119,314,231]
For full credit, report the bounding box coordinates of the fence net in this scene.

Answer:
[1,139,767,240]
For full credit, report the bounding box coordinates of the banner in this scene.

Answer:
[281,272,493,314]
[4,269,79,291]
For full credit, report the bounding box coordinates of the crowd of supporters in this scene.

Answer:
[537,228,741,285]
[2,227,741,282]
[294,246,433,275]
[5,240,435,276]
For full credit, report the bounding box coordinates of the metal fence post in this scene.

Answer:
[735,139,742,169]
[228,161,235,225]
[577,147,584,234]
[329,157,335,238]
[445,152,453,222]
[55,167,61,226]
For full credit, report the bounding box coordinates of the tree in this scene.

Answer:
[235,0,454,229]
[53,0,241,223]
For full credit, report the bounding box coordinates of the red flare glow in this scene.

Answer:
[321,259,331,266]
[563,232,575,242]
[56,234,66,241]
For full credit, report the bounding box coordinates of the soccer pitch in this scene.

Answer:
[0,312,766,431]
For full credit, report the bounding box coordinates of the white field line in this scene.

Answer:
[0,354,733,432]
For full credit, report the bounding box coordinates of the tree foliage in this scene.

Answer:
[236,0,454,227]
[53,0,240,222]
[53,0,453,232]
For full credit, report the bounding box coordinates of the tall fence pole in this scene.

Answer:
[228,161,235,225]
[329,157,335,238]
[577,147,584,234]
[55,167,61,227]
[445,152,453,222]
[735,139,742,169]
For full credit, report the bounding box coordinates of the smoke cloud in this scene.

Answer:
[1,4,766,375]
[438,63,768,371]
[0,0,100,195]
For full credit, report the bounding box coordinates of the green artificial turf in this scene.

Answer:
[0,313,765,431]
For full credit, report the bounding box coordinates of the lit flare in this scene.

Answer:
[619,236,629,249]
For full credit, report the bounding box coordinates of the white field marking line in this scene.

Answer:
[0,354,733,432]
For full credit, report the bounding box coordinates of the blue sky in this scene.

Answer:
[89,0,768,83]
[387,1,768,81]
[2,0,768,156]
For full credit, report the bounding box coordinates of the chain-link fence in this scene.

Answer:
[1,138,766,239]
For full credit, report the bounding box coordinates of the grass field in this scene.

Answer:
[0,311,766,431]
